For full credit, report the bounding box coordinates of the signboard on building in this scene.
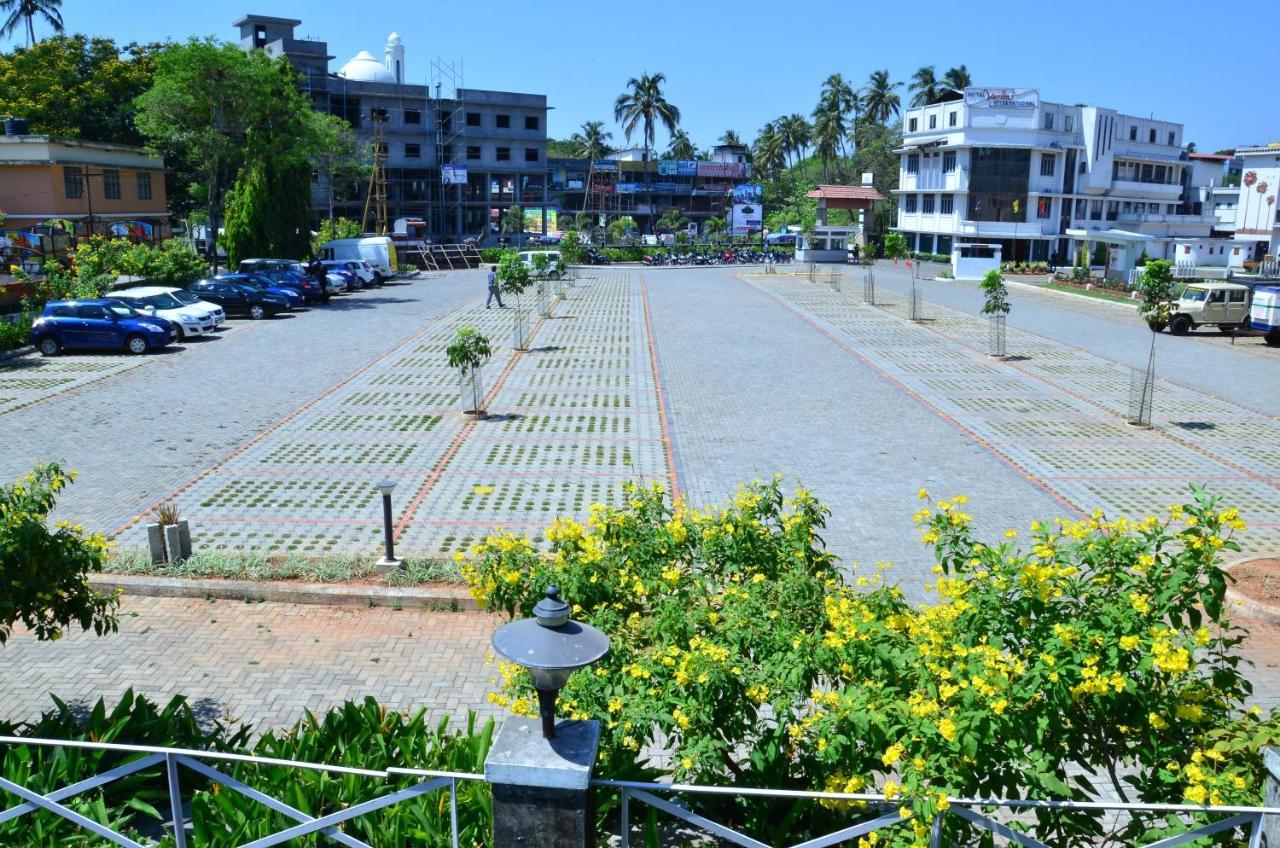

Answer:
[729,202,763,235]
[591,160,618,172]
[861,172,874,186]
[963,87,1039,109]
[697,161,747,178]
[732,184,763,204]
[658,159,699,176]
[522,207,557,233]
[441,164,468,185]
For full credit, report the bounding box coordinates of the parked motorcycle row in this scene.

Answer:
[641,250,793,267]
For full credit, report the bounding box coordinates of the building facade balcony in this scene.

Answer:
[956,220,1054,238]
[1109,179,1184,200]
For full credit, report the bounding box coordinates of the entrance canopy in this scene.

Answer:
[806,185,885,211]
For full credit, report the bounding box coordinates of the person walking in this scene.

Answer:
[486,264,505,308]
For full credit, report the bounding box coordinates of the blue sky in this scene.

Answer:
[16,0,1273,154]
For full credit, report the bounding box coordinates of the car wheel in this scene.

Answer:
[37,336,61,357]
[125,334,150,355]
[249,304,267,320]
[549,271,561,280]
[1170,315,1192,336]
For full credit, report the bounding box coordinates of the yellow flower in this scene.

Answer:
[936,792,950,812]
[883,780,900,800]
[991,699,1008,716]
[1184,785,1207,805]
[1128,593,1152,615]
[681,757,694,770]
[1120,635,1140,651]
[1149,712,1168,730]
[917,488,929,500]
[881,743,905,767]
[937,717,957,741]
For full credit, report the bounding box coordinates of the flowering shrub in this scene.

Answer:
[463,479,1276,845]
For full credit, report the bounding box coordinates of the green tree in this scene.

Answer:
[309,112,368,234]
[979,268,1010,315]
[496,249,531,304]
[559,230,584,264]
[811,102,844,182]
[0,0,62,47]
[862,69,903,124]
[941,64,972,91]
[779,113,811,167]
[222,157,311,264]
[0,35,157,145]
[614,72,680,232]
[500,204,524,245]
[655,210,688,233]
[1,463,117,646]
[703,216,726,240]
[664,128,696,160]
[718,129,742,146]
[311,216,362,254]
[607,215,637,244]
[569,120,613,163]
[909,65,941,107]
[752,121,785,176]
[883,231,908,259]
[1138,259,1178,331]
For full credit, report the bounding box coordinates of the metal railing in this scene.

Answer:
[595,779,1279,848]
[0,736,483,848]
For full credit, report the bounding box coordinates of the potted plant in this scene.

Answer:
[446,326,492,418]
[980,269,1011,358]
[146,501,191,565]
[498,251,531,350]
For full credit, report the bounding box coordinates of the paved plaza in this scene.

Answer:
[2,264,1278,728]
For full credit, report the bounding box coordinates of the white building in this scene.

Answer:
[1229,143,1280,264]
[894,87,1221,275]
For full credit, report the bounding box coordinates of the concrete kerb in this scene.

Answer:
[1225,556,1280,626]
[89,573,478,611]
[0,345,34,363]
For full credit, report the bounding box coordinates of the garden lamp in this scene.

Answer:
[491,585,610,739]
[375,479,398,567]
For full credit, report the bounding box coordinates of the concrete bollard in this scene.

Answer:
[485,718,600,848]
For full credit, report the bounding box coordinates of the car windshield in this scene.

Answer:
[142,293,185,310]
[107,304,137,318]
[171,290,201,305]
[1181,288,1208,302]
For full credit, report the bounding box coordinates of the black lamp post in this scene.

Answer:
[491,586,610,739]
[376,479,399,568]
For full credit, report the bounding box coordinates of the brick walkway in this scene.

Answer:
[0,596,501,731]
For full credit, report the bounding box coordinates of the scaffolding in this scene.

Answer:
[360,109,390,235]
[431,58,466,243]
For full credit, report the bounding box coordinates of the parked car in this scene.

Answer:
[1167,282,1252,335]
[319,259,371,290]
[187,279,289,320]
[247,268,326,304]
[31,299,176,356]
[214,273,305,310]
[106,286,224,340]
[1249,285,1280,346]
[318,237,395,282]
[517,250,563,279]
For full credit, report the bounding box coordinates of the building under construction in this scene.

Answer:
[234,14,549,245]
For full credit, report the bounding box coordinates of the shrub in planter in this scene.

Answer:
[445,326,492,416]
[463,479,1272,846]
[1138,259,1178,332]
[980,269,1010,316]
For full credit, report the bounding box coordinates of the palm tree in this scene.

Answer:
[942,65,972,91]
[820,73,859,162]
[614,72,680,233]
[664,128,696,160]
[719,129,743,147]
[909,66,941,107]
[752,121,785,176]
[0,0,63,46]
[862,69,903,124]
[779,114,811,168]
[570,120,613,163]
[811,102,844,182]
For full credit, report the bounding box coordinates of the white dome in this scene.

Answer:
[386,32,401,44]
[337,50,395,83]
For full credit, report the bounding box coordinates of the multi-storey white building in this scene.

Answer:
[894,87,1221,273]
[1229,144,1280,264]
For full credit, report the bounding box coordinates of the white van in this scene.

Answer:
[517,250,563,279]
[319,237,397,282]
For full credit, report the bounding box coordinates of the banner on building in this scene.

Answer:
[441,164,468,185]
[657,159,699,176]
[697,161,747,178]
[732,183,763,204]
[107,220,154,239]
[963,87,1039,109]
[591,160,618,172]
[521,207,557,233]
[729,203,763,236]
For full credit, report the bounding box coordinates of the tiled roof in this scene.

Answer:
[806,185,885,201]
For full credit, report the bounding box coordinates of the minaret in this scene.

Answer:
[385,32,404,84]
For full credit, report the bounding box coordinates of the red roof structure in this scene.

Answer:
[806,185,885,207]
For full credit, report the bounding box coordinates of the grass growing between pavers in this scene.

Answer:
[106,548,464,584]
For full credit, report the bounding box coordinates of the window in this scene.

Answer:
[942,151,956,173]
[948,111,957,127]
[1037,197,1051,219]
[1065,115,1074,132]
[76,304,112,320]
[1154,165,1166,183]
[1106,201,1118,221]
[1167,130,1174,145]
[64,166,83,198]
[524,147,539,162]
[965,147,1030,223]
[908,117,918,132]
[1040,154,1055,177]
[496,114,510,128]
[922,194,935,213]
[904,195,917,213]
[940,195,954,214]
[466,145,481,160]
[404,109,421,125]
[1075,198,1086,219]
[102,169,120,199]
[405,143,421,159]
[1090,199,1103,221]
[1044,113,1054,130]
[1148,128,1156,143]
[466,112,480,127]
[906,154,919,174]
[1141,163,1154,182]
[525,115,539,130]
[1129,125,1137,141]
[136,171,152,200]
[928,114,936,129]
[496,146,511,161]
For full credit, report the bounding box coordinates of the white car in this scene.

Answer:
[106,287,224,339]
[320,260,372,290]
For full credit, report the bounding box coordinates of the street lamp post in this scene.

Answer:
[375,479,399,570]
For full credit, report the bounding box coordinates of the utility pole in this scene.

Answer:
[79,170,102,240]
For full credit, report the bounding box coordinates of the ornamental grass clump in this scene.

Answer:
[463,479,1278,846]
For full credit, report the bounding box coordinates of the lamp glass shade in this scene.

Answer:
[376,479,397,496]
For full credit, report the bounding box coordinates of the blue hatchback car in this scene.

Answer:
[31,299,176,356]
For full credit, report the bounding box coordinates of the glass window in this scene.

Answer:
[942,151,956,173]
[102,169,120,199]
[1075,198,1086,219]
[1167,130,1174,145]
[1106,201,1118,221]
[940,195,953,214]
[524,148,538,162]
[1040,154,1055,176]
[496,147,511,161]
[496,114,510,128]
[965,147,1030,223]
[1154,165,1166,183]
[908,117,917,132]
[928,114,936,129]
[906,154,919,174]
[466,145,481,160]
[1149,128,1156,143]
[948,111,956,127]
[1090,200,1103,220]
[1065,115,1074,132]
[1044,113,1054,130]
[904,195,917,213]
[136,171,152,200]
[1129,126,1137,140]
[466,112,480,126]
[76,304,112,319]
[404,109,421,125]
[64,166,83,198]
[1228,289,1247,303]
[405,143,421,159]
[922,194,935,213]
[525,115,539,130]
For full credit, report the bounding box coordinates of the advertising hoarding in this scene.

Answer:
[591,160,618,172]
[732,184,763,204]
[697,161,747,178]
[441,164,468,185]
[963,87,1039,109]
[729,202,763,235]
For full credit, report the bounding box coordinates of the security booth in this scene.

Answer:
[805,184,885,247]
[952,242,1002,279]
[797,226,856,263]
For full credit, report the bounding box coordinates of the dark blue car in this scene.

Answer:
[215,274,306,309]
[30,299,176,356]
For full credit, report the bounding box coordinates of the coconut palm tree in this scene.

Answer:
[942,65,972,91]
[820,73,859,161]
[664,128,697,160]
[862,69,903,124]
[614,72,680,233]
[752,121,785,176]
[719,129,743,147]
[779,114,811,168]
[570,120,613,163]
[909,65,941,107]
[0,0,63,46]
[811,102,844,182]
